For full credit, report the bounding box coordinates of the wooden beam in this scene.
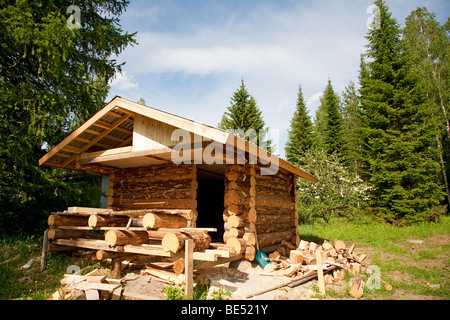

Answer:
[61,113,132,168]
[184,239,194,297]
[39,99,120,166]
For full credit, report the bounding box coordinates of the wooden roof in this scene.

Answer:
[39,96,318,183]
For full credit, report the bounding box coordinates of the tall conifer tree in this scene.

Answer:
[219,79,271,150]
[359,0,444,223]
[285,85,313,164]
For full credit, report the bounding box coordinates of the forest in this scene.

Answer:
[0,0,448,238]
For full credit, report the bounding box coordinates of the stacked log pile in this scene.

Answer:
[44,207,242,277]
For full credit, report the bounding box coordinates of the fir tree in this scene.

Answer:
[218,79,271,150]
[313,79,346,158]
[359,0,444,224]
[403,7,450,207]
[341,81,361,169]
[285,85,314,164]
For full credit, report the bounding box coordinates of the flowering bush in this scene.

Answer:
[295,149,373,223]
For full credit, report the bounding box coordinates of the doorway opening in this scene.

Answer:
[195,167,225,242]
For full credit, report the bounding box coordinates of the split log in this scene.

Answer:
[142,213,187,229]
[161,231,211,253]
[88,215,130,228]
[350,275,364,298]
[47,215,89,227]
[104,230,149,246]
[289,250,304,264]
[225,237,247,254]
[47,229,88,240]
[333,240,346,252]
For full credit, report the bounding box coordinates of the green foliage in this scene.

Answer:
[295,148,373,223]
[218,78,272,151]
[313,79,346,160]
[358,0,445,224]
[285,85,314,165]
[340,81,361,169]
[0,0,136,236]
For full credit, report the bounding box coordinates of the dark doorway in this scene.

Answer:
[195,169,225,242]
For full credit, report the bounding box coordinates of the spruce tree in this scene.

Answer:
[403,7,450,207]
[341,81,361,169]
[359,0,444,224]
[313,79,346,158]
[218,79,271,150]
[285,85,314,164]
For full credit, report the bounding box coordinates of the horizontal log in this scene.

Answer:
[113,198,196,210]
[88,215,131,228]
[227,215,245,228]
[142,213,187,229]
[112,189,193,201]
[47,228,88,240]
[48,215,89,227]
[253,222,296,234]
[225,237,247,254]
[104,230,149,246]
[255,194,294,209]
[161,231,211,253]
[224,190,248,206]
[256,230,295,248]
[254,214,295,225]
[244,246,256,261]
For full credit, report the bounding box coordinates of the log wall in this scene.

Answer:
[108,164,197,223]
[223,163,297,255]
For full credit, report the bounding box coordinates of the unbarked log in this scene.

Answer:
[142,213,187,229]
[256,230,296,248]
[161,230,211,253]
[104,230,149,246]
[47,215,89,227]
[225,237,247,254]
[47,229,88,240]
[88,215,131,228]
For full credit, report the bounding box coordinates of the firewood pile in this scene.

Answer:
[247,238,372,298]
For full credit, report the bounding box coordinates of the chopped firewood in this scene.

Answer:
[298,240,309,250]
[308,242,318,252]
[350,275,364,298]
[333,240,346,252]
[322,241,333,251]
[269,251,281,260]
[289,250,304,264]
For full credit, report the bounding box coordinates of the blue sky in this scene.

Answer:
[108,0,449,158]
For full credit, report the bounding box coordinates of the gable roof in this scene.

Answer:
[39,96,318,183]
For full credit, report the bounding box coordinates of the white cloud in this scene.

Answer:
[109,71,139,90]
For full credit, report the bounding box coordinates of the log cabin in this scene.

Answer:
[39,96,318,260]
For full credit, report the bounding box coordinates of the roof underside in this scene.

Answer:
[39,97,318,183]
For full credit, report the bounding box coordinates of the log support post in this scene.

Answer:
[184,239,194,298]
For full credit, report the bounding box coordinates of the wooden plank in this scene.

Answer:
[79,146,132,160]
[38,99,119,166]
[74,281,120,292]
[184,239,194,297]
[67,207,113,214]
[316,250,326,295]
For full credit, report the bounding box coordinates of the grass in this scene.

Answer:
[0,235,96,300]
[298,214,450,300]
[1,215,448,300]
